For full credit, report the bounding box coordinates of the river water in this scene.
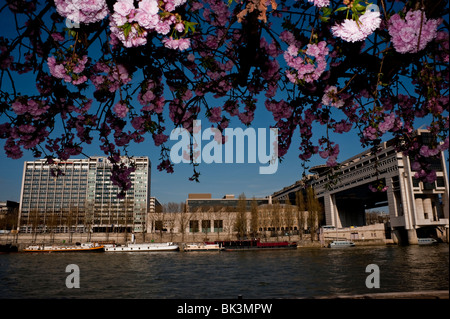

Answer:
[0,244,448,299]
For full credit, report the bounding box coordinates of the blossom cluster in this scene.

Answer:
[90,62,132,93]
[388,10,440,54]
[319,143,340,167]
[54,0,108,24]
[284,41,329,83]
[1,0,448,195]
[137,79,165,114]
[332,9,381,42]
[109,0,189,49]
[308,0,330,8]
[47,55,88,85]
[369,182,389,193]
[322,86,344,108]
[11,98,50,117]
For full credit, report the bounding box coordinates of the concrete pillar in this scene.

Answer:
[324,194,335,226]
[415,197,424,219]
[408,229,418,245]
[423,198,433,220]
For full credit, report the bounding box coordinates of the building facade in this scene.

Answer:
[18,156,150,234]
[147,193,307,242]
[272,130,449,244]
[0,200,19,231]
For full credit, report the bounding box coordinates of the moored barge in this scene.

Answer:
[210,239,297,251]
[183,242,223,252]
[23,242,105,253]
[104,242,179,252]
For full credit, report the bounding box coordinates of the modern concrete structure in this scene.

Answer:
[273,130,449,244]
[18,156,151,233]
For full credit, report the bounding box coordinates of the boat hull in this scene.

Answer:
[23,245,105,253]
[104,243,179,252]
[0,244,18,253]
[183,244,223,252]
[212,240,297,252]
[328,241,355,248]
[418,238,438,245]
[223,245,297,252]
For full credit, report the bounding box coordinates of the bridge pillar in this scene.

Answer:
[324,194,337,227]
[407,229,418,245]
[415,197,424,219]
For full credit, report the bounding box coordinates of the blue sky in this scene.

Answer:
[0,3,448,205]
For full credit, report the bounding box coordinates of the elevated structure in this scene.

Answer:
[273,130,449,244]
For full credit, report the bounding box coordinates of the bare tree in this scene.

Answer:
[306,187,323,242]
[48,211,58,243]
[296,191,307,239]
[177,202,191,242]
[283,200,295,240]
[271,200,282,240]
[234,193,247,240]
[29,209,40,243]
[250,197,259,238]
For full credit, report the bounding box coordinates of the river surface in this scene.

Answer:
[0,244,448,299]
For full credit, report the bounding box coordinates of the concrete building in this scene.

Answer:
[18,156,151,234]
[186,193,272,212]
[272,130,449,244]
[146,193,305,242]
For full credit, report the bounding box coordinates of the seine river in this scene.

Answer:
[0,244,448,300]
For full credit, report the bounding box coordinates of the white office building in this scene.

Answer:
[18,156,150,233]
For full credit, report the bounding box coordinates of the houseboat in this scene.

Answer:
[104,242,179,252]
[23,242,105,253]
[328,240,355,248]
[212,239,297,251]
[183,242,223,252]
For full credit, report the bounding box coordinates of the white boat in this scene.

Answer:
[418,238,438,245]
[183,243,223,252]
[104,242,179,252]
[23,242,104,253]
[328,240,355,248]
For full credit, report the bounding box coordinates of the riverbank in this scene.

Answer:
[1,232,396,251]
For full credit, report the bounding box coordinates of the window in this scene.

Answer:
[214,220,223,232]
[436,177,445,188]
[155,220,165,231]
[201,220,211,233]
[189,220,199,233]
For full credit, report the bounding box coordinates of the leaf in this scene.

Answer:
[334,6,348,13]
[322,7,332,16]
[184,21,198,34]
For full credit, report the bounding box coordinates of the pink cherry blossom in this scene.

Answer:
[332,11,381,42]
[308,0,330,8]
[388,10,440,54]
[54,0,108,24]
[113,102,129,118]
